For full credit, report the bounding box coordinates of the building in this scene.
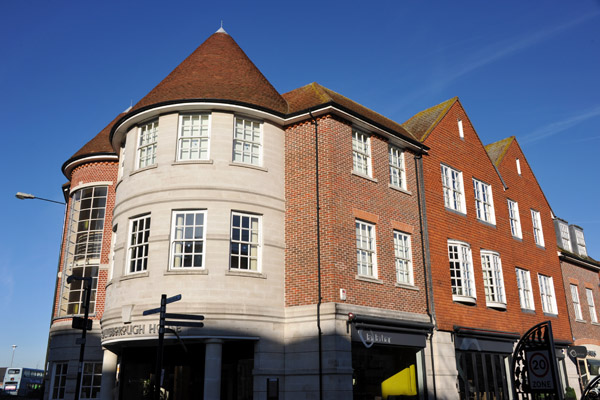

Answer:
[554,218,600,397]
[45,28,586,400]
[46,113,119,399]
[403,100,573,399]
[45,28,433,400]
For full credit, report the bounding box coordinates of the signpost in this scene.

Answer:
[67,275,92,400]
[143,294,204,400]
[511,321,563,399]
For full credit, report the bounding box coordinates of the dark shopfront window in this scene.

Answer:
[456,350,512,400]
[352,342,424,400]
[119,341,253,400]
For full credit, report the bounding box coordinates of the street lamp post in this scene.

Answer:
[16,190,66,400]
[67,275,92,400]
[10,345,17,367]
[15,192,65,205]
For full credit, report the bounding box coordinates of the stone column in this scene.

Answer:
[99,348,118,400]
[204,339,224,399]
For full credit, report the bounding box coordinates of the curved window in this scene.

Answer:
[170,210,206,269]
[178,114,210,161]
[59,186,107,316]
[448,240,475,302]
[233,117,261,166]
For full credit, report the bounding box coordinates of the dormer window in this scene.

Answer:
[558,222,571,252]
[570,226,588,257]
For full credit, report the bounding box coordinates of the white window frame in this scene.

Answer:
[441,164,466,213]
[137,120,158,169]
[531,210,545,247]
[574,229,588,257]
[356,220,377,278]
[128,215,151,274]
[507,199,522,239]
[448,240,475,302]
[571,284,583,320]
[117,143,125,181]
[177,114,211,161]
[352,129,372,177]
[458,119,464,139]
[80,362,102,399]
[50,362,68,400]
[59,186,107,317]
[516,158,522,175]
[538,274,558,314]
[169,210,207,269]
[394,231,413,285]
[559,222,572,251]
[230,212,261,271]
[481,250,506,307]
[516,268,535,310]
[586,288,598,323]
[389,146,406,190]
[109,231,117,281]
[233,117,262,166]
[473,179,495,224]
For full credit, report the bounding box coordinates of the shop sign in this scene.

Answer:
[351,327,426,348]
[101,323,182,340]
[568,345,588,358]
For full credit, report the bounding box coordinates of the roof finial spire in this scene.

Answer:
[216,21,227,34]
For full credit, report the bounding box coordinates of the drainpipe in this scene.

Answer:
[309,110,324,400]
[414,147,437,399]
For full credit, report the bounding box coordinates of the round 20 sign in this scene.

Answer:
[526,350,555,391]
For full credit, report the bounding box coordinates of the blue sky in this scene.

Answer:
[1,0,599,368]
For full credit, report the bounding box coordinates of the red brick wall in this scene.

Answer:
[52,161,118,324]
[422,101,571,342]
[285,115,428,315]
[560,259,600,344]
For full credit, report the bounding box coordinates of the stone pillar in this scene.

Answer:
[204,339,223,399]
[99,347,118,400]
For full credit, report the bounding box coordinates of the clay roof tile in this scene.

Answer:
[132,31,288,115]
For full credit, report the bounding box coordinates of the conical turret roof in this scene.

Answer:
[132,31,288,115]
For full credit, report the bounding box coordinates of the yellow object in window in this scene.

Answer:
[381,364,417,399]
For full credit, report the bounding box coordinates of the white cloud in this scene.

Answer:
[389,11,600,113]
[520,105,600,145]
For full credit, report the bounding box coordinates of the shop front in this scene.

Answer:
[453,327,520,399]
[348,314,433,400]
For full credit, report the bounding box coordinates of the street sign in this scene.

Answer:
[143,294,182,315]
[526,350,554,391]
[164,313,204,321]
[164,320,204,328]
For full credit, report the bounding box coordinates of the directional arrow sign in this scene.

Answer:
[164,313,204,321]
[143,294,182,315]
[164,320,204,328]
